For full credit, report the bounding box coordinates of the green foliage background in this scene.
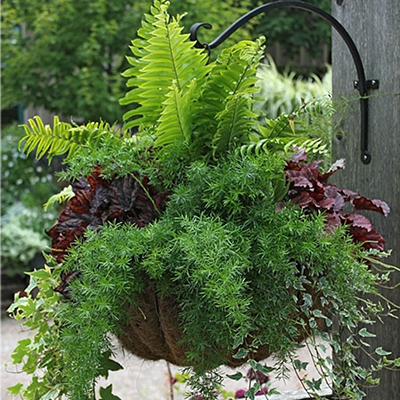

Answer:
[1,0,330,123]
[1,124,60,276]
[1,0,252,122]
[252,0,331,59]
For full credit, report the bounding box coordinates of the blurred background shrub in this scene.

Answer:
[1,124,60,278]
[255,55,332,118]
[1,0,330,124]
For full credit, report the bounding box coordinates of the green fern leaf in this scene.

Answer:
[43,185,75,211]
[213,94,258,155]
[155,80,197,147]
[240,114,329,156]
[209,39,265,155]
[19,116,120,163]
[120,0,210,133]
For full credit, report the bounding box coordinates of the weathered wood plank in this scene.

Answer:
[331,0,400,398]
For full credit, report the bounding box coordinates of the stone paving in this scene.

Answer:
[1,317,331,399]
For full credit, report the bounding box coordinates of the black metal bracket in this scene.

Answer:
[190,1,378,165]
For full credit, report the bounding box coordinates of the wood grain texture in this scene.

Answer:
[331,0,400,398]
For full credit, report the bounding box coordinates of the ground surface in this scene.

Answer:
[1,317,331,399]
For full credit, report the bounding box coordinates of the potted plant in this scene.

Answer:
[7,1,399,399]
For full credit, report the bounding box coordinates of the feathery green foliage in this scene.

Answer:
[19,116,123,163]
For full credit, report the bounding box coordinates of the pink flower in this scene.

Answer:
[246,368,270,384]
[235,389,247,398]
[256,386,269,396]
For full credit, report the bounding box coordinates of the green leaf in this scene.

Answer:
[19,116,119,163]
[375,347,391,356]
[293,359,309,371]
[120,2,210,132]
[11,338,31,364]
[98,351,124,379]
[43,185,75,211]
[248,359,275,374]
[233,347,248,359]
[7,383,23,395]
[312,309,326,319]
[226,372,243,381]
[358,328,376,338]
[99,385,122,400]
[28,269,51,280]
[232,334,244,349]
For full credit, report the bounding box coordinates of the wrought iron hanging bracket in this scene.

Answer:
[189,1,378,165]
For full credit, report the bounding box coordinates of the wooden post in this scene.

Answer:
[331,0,400,398]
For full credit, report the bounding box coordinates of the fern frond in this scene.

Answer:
[43,185,75,211]
[240,115,329,156]
[155,80,197,147]
[212,94,258,155]
[19,116,121,163]
[207,38,265,155]
[120,0,210,132]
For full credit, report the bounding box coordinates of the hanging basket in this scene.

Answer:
[115,281,324,368]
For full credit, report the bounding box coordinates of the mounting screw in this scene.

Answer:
[353,80,380,90]
[368,79,380,89]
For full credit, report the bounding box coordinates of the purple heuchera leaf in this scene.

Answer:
[351,196,390,217]
[320,158,345,182]
[290,147,307,163]
[284,149,389,252]
[345,214,373,232]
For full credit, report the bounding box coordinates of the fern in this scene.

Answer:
[43,185,75,211]
[155,80,197,146]
[202,39,264,155]
[120,0,210,133]
[241,113,329,157]
[19,116,121,163]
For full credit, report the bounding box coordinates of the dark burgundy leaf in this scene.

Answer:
[290,147,307,163]
[324,214,341,234]
[345,214,373,232]
[284,150,388,253]
[351,196,390,217]
[316,197,336,210]
[350,226,385,252]
[47,168,170,295]
[320,158,345,181]
[324,186,345,212]
[290,191,315,207]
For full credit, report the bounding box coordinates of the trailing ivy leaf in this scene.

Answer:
[358,328,376,338]
[98,351,124,379]
[233,347,248,359]
[7,383,23,395]
[99,385,122,400]
[226,372,243,381]
[375,347,392,356]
